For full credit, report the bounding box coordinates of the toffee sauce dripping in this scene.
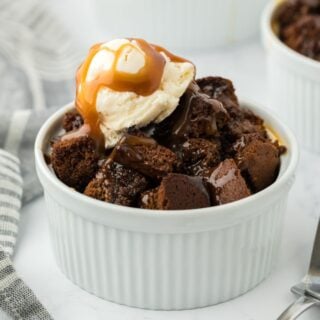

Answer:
[74,38,189,148]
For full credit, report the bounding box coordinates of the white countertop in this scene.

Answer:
[5,1,320,318]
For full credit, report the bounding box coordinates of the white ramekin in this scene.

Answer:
[35,100,298,310]
[94,0,269,50]
[262,2,320,153]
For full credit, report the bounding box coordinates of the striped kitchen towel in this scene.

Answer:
[0,149,52,319]
[0,0,82,203]
[0,150,22,256]
[0,0,83,318]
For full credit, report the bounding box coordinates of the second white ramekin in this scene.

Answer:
[94,0,269,50]
[35,100,298,310]
[262,2,320,153]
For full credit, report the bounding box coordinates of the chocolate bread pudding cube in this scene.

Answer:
[233,134,281,192]
[140,188,159,209]
[152,82,229,145]
[140,173,211,210]
[51,135,99,191]
[196,76,239,113]
[193,76,268,151]
[207,159,251,205]
[172,83,229,140]
[62,111,84,132]
[110,134,178,179]
[84,160,148,206]
[179,138,221,176]
[222,108,268,148]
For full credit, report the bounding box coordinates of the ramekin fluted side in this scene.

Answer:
[262,2,320,153]
[268,60,320,152]
[45,192,287,310]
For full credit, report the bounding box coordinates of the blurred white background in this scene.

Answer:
[45,0,268,104]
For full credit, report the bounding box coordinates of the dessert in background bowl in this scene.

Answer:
[274,0,320,62]
[35,38,298,310]
[262,0,320,153]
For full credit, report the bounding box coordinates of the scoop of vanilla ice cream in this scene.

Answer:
[85,39,195,148]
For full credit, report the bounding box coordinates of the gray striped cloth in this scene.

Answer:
[0,150,52,319]
[0,0,84,318]
[0,0,82,203]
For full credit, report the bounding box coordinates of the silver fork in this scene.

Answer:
[278,219,320,319]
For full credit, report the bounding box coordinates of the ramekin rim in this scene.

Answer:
[34,99,299,219]
[261,1,320,70]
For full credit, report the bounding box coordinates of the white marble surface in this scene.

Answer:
[5,0,320,319]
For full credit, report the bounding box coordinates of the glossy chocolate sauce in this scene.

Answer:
[206,165,237,204]
[165,83,222,148]
[208,167,236,189]
[108,134,156,165]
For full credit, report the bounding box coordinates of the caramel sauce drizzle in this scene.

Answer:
[75,38,189,145]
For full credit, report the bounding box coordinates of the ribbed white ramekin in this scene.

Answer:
[262,2,320,153]
[94,0,269,50]
[35,100,298,310]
